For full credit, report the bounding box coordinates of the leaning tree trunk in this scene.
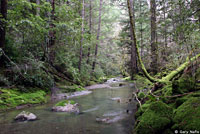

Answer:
[92,0,103,72]
[127,0,200,84]
[0,0,8,67]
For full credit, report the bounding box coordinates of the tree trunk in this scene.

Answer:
[87,0,92,64]
[127,0,200,84]
[127,0,138,80]
[0,0,8,67]
[162,0,167,62]
[150,0,158,74]
[78,0,85,72]
[49,0,56,47]
[92,0,103,72]
[48,0,56,62]
[140,0,143,58]
[36,0,40,16]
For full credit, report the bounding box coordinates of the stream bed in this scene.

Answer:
[0,81,137,134]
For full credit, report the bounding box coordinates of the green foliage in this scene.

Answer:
[55,100,76,107]
[59,85,85,93]
[0,88,47,110]
[135,75,153,90]
[138,92,145,99]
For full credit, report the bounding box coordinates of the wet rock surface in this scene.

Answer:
[15,111,37,121]
[52,103,79,113]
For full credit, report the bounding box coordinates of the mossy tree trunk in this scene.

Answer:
[127,0,200,84]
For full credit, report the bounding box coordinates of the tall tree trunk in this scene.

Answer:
[128,0,200,84]
[140,0,143,58]
[92,0,103,72]
[48,0,56,63]
[127,0,138,80]
[87,0,92,64]
[36,0,40,16]
[150,0,158,74]
[78,0,85,72]
[0,0,8,67]
[49,0,55,47]
[162,0,167,62]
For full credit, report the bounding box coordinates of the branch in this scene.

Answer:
[0,49,23,76]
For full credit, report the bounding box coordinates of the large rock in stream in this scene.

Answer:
[52,100,79,113]
[15,111,37,121]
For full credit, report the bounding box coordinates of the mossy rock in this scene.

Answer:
[175,91,200,108]
[55,100,75,106]
[172,76,196,94]
[59,85,85,93]
[86,81,96,86]
[172,97,200,130]
[134,101,173,134]
[135,103,150,119]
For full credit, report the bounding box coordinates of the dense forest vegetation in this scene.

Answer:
[0,0,200,133]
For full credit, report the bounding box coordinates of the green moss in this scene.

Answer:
[55,100,75,106]
[134,101,173,134]
[161,83,173,97]
[138,92,145,99]
[172,76,196,94]
[86,81,96,86]
[0,88,47,111]
[59,85,85,93]
[172,97,200,130]
[135,75,153,90]
[135,103,151,119]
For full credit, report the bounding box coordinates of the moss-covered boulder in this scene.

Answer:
[172,76,196,94]
[134,101,173,134]
[59,85,85,93]
[55,100,75,106]
[52,100,79,113]
[172,97,200,130]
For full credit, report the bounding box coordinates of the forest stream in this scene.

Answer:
[0,79,137,134]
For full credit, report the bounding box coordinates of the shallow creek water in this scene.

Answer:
[0,81,137,134]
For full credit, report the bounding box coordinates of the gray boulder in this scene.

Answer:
[15,111,37,121]
[52,103,79,113]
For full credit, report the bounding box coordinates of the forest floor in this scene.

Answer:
[132,69,200,134]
